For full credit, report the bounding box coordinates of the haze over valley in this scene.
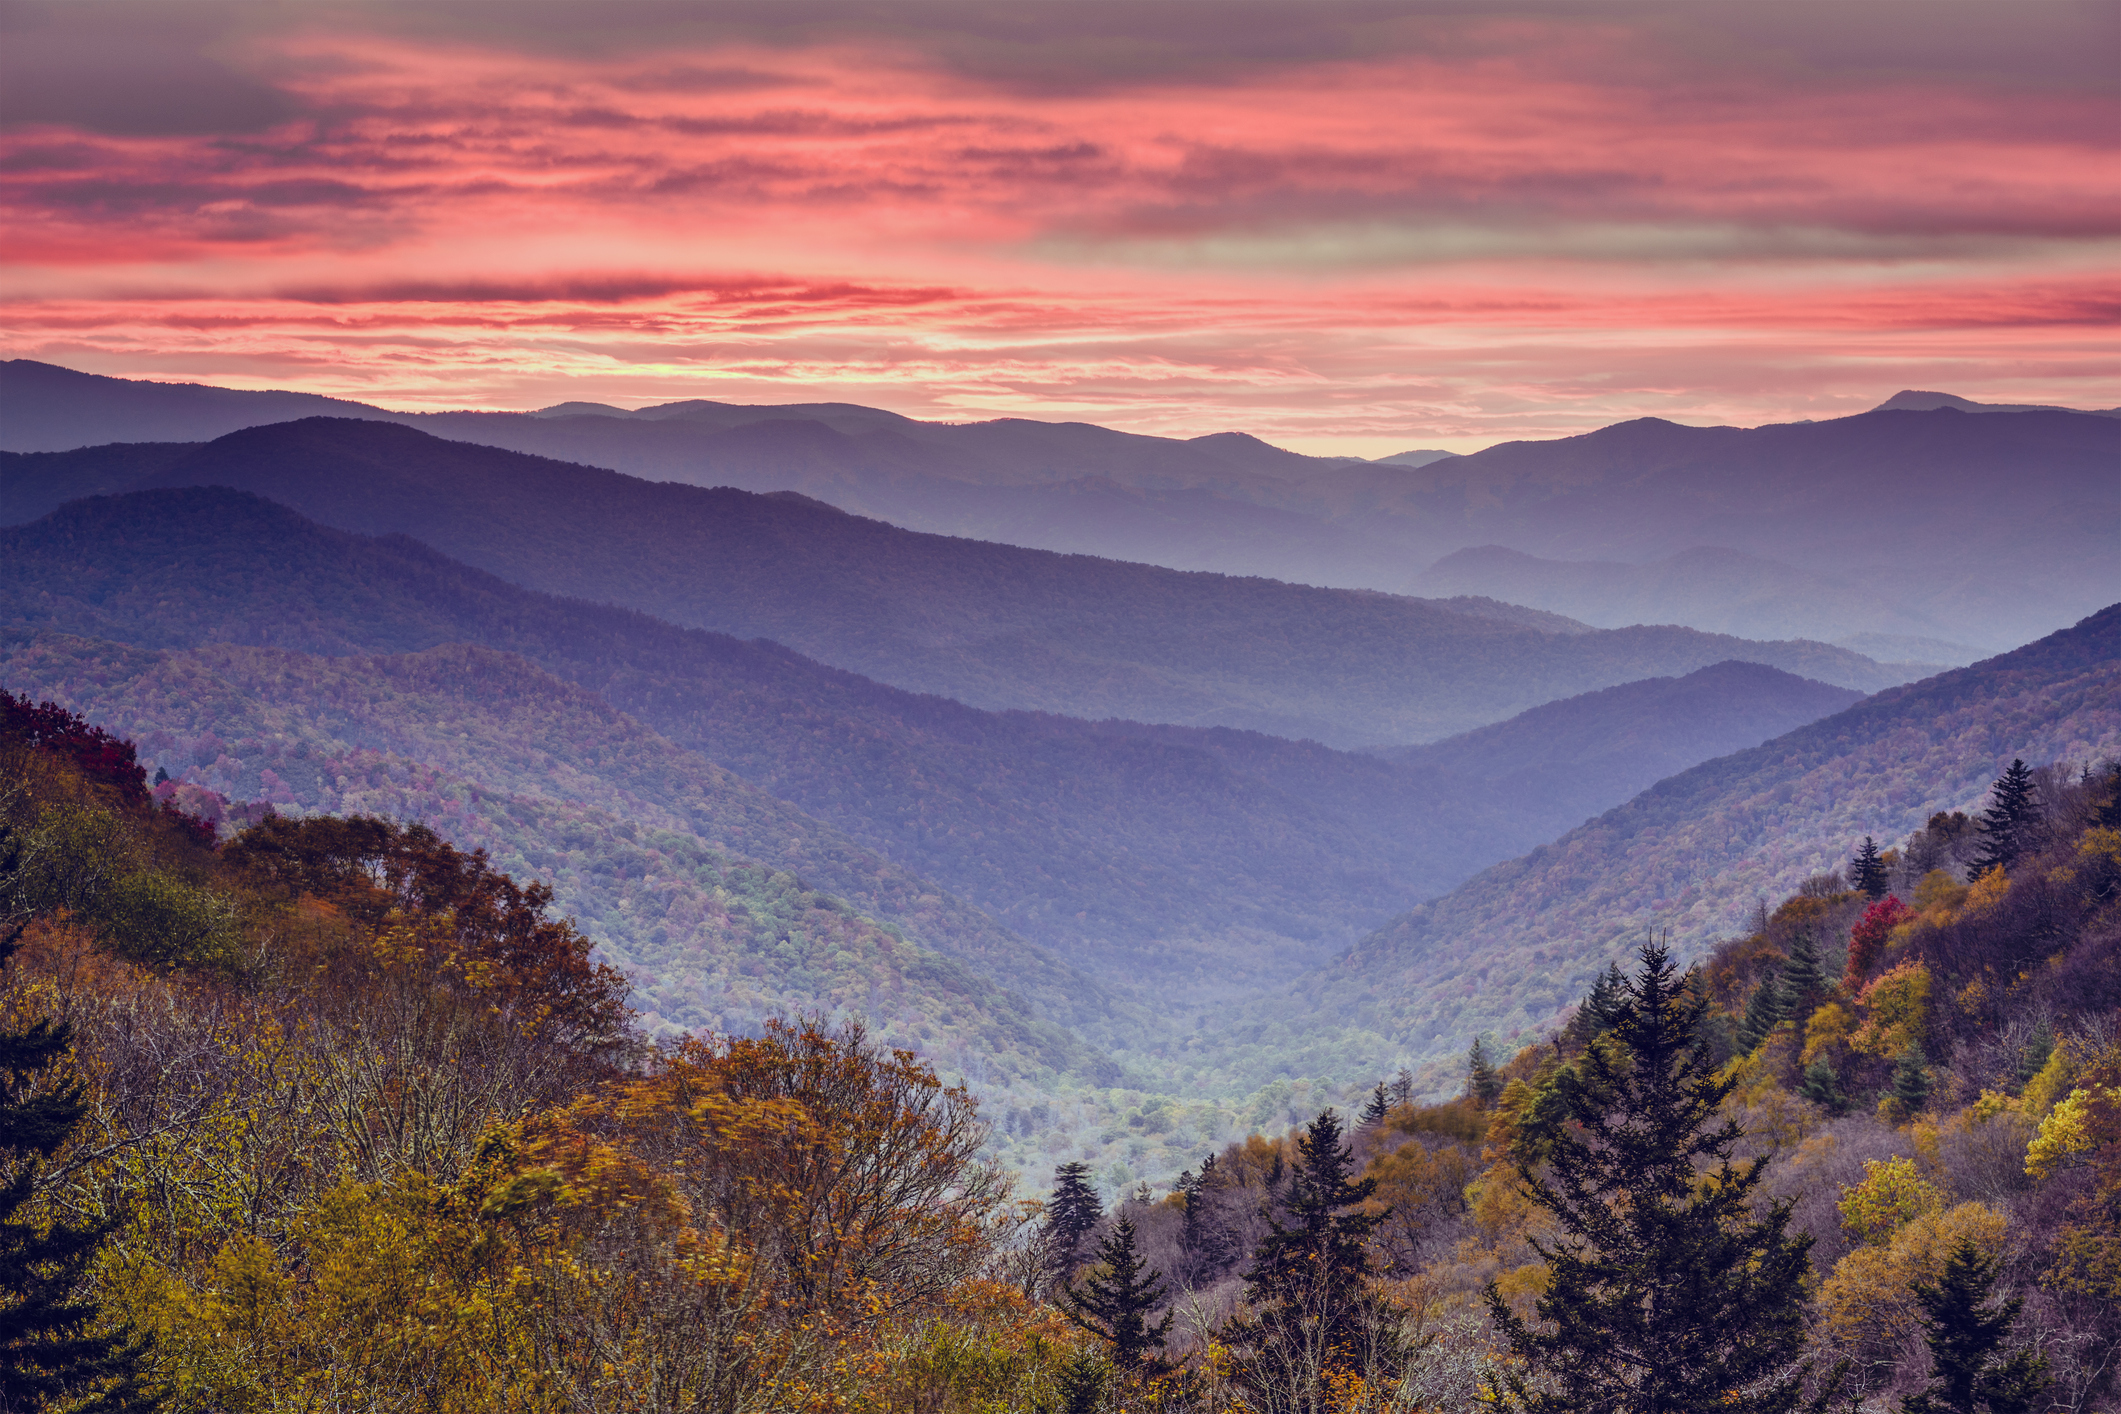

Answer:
[3,3,2116,1408]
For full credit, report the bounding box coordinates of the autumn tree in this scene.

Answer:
[1900,1240,2051,1414]
[1485,941,1832,1414]
[1969,760,2040,878]
[1062,1215,1173,1372]
[1847,896,1912,989]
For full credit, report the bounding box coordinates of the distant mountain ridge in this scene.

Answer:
[1870,388,2121,418]
[4,359,2112,648]
[2,416,1916,746]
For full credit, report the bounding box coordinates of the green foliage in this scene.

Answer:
[1485,942,1824,1414]
[1851,836,1889,899]
[1900,1240,2052,1414]
[1061,1217,1172,1371]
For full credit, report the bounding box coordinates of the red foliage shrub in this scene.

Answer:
[1845,894,1912,988]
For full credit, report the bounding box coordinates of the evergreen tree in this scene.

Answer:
[0,939,155,1409]
[1900,1240,2051,1414]
[1565,962,1628,1047]
[1969,760,2040,878]
[1176,1156,1238,1287]
[1468,1035,1504,1108]
[1045,1161,1104,1282]
[1221,1108,1395,1408]
[1390,1068,1414,1107]
[1891,1045,1933,1116]
[1357,1082,1391,1128]
[1485,942,1831,1414]
[1737,962,1789,1052]
[1040,1347,1107,1414]
[1800,1059,1848,1115]
[1061,1216,1174,1372]
[1850,836,1889,899]
[1782,929,1830,1023]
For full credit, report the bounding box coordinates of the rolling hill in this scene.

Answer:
[3,416,1915,746]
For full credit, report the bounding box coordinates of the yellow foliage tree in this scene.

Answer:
[1837,1156,1946,1247]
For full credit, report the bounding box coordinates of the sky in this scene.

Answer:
[2,1,2115,455]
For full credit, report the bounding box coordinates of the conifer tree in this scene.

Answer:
[0,939,155,1408]
[1891,1045,1933,1116]
[1468,1035,1504,1108]
[1357,1082,1391,1127]
[1221,1109,1395,1407]
[1176,1156,1238,1287]
[1850,836,1889,899]
[1045,1161,1104,1282]
[1061,1216,1174,1372]
[1782,929,1830,1023]
[1566,962,1628,1047]
[1485,942,1831,1414]
[1900,1239,2050,1414]
[1738,962,1789,1052]
[1970,760,2040,878]
[1390,1067,1414,1107]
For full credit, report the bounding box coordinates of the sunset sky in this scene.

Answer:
[2,1,2114,454]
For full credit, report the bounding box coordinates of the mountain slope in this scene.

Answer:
[1301,605,2121,1078]
[1380,660,1865,841]
[1412,545,1961,648]
[0,487,1551,992]
[0,632,1112,1085]
[8,417,1914,745]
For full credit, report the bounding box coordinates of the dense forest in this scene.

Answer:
[5,669,2118,1409]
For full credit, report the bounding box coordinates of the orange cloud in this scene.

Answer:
[1,2,2114,451]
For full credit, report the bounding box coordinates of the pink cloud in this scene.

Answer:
[0,4,2113,451]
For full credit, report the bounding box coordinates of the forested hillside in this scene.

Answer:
[4,417,1916,745]
[0,488,1879,1003]
[7,687,2116,1409]
[0,632,1111,1081]
[1303,606,2121,1088]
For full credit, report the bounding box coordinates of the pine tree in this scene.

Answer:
[1045,1161,1104,1282]
[1782,929,1830,1024]
[1566,962,1628,1047]
[1220,1108,1395,1407]
[1737,962,1789,1052]
[1970,760,2040,879]
[1891,1045,1933,1116]
[1176,1156,1238,1287]
[0,942,155,1409]
[1850,836,1889,899]
[1390,1068,1414,1107]
[1468,1036,1504,1108]
[1900,1239,2051,1414]
[1357,1082,1391,1127]
[1062,1215,1174,1371]
[1485,942,1831,1414]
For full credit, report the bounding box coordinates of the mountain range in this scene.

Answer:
[4,360,2113,648]
[0,415,1920,746]
[0,485,1892,1066]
